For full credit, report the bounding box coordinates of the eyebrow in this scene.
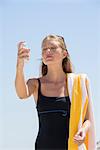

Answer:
[42,44,59,49]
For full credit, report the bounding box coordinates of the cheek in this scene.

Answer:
[42,53,47,61]
[55,52,63,60]
[42,54,47,64]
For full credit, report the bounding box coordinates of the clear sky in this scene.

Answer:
[0,0,100,149]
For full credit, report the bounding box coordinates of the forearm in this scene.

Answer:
[15,65,28,99]
[82,119,91,134]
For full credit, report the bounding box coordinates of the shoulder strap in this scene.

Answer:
[37,78,41,100]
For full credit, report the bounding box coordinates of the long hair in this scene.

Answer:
[41,34,73,76]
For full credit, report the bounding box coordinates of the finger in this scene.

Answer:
[74,133,81,139]
[75,130,82,135]
[18,56,30,60]
[74,140,84,145]
[75,130,84,138]
[74,133,84,139]
[74,140,83,146]
[18,41,26,50]
[18,52,30,58]
[18,50,30,59]
[18,51,30,59]
[74,136,83,141]
[74,136,85,143]
[74,137,84,143]
[76,132,85,139]
[74,131,81,137]
[18,48,30,55]
[74,137,81,141]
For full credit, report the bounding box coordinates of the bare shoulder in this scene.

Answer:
[26,77,39,96]
[27,77,38,86]
[26,77,43,102]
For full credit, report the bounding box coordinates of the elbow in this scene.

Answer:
[16,92,28,100]
[15,87,28,100]
[18,95,25,100]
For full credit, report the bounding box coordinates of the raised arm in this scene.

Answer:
[15,41,33,99]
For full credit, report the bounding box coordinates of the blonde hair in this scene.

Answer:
[41,34,73,76]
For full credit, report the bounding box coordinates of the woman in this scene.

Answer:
[15,35,96,150]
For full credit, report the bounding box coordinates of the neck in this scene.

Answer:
[45,64,67,83]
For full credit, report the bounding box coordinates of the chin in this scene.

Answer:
[44,60,54,65]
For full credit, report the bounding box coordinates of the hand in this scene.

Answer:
[17,41,30,67]
[74,127,86,146]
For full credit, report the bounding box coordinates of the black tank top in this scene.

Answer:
[35,79,71,150]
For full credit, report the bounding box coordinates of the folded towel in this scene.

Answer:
[67,73,96,150]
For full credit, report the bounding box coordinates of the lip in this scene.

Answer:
[46,55,53,59]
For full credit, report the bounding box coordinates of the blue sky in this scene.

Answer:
[0,0,100,149]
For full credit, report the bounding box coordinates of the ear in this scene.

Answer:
[63,50,68,59]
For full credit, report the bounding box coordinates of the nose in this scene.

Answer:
[47,48,50,51]
[46,48,51,53]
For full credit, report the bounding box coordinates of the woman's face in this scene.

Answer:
[42,40,67,65]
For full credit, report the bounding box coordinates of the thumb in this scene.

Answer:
[75,129,82,137]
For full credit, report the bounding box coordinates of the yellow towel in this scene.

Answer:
[67,73,96,150]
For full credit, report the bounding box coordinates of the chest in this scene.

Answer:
[41,82,68,97]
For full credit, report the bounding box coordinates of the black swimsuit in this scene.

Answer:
[35,79,71,150]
